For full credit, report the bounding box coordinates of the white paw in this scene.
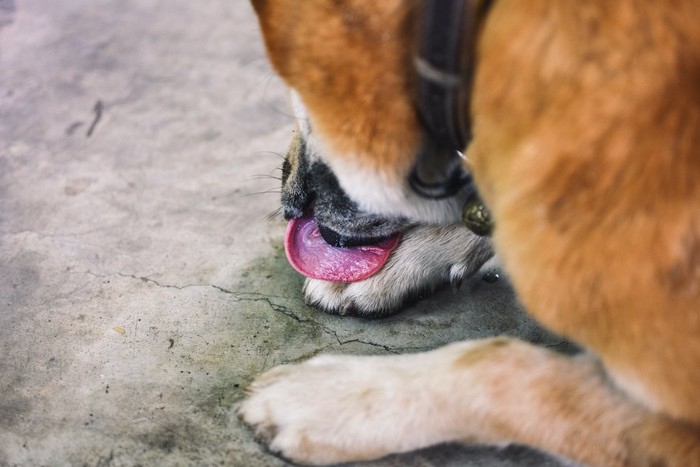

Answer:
[303,224,492,317]
[238,351,460,465]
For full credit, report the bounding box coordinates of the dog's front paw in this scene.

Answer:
[303,277,416,318]
[303,224,492,317]
[239,352,450,465]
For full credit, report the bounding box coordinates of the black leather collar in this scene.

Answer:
[416,0,492,152]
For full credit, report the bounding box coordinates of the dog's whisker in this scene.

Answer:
[263,102,298,120]
[250,174,283,181]
[244,189,282,197]
[265,208,284,222]
[253,150,287,160]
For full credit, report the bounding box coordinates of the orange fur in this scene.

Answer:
[249,0,700,464]
[471,0,700,422]
[251,0,422,184]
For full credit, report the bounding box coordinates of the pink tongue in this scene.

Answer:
[284,213,400,282]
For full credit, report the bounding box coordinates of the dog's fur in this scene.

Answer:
[240,0,700,465]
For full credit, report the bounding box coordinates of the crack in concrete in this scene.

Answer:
[79,269,400,353]
[214,292,400,354]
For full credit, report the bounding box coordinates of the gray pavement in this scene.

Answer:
[0,1,574,465]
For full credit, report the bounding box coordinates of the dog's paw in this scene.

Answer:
[303,224,493,317]
[238,352,455,465]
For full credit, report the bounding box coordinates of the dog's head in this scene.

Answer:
[253,0,484,281]
[254,0,473,224]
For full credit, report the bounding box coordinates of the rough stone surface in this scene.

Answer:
[0,1,573,465]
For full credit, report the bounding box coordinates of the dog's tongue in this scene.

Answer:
[284,213,399,282]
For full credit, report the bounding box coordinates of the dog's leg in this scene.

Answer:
[239,337,700,466]
[303,224,493,317]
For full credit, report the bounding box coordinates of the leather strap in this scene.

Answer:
[416,0,491,152]
[414,0,495,236]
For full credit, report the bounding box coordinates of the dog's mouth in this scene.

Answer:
[284,212,401,283]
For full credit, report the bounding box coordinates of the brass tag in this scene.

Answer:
[462,193,494,237]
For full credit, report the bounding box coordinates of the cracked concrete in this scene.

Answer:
[1,1,573,465]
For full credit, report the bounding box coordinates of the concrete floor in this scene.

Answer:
[0,1,574,465]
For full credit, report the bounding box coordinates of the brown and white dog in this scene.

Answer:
[240,1,700,465]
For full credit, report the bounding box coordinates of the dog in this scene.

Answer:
[240,0,700,465]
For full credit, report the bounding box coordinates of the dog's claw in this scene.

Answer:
[339,300,356,316]
[451,275,463,291]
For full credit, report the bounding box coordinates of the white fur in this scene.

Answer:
[290,90,312,136]
[326,157,467,224]
[239,342,485,465]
